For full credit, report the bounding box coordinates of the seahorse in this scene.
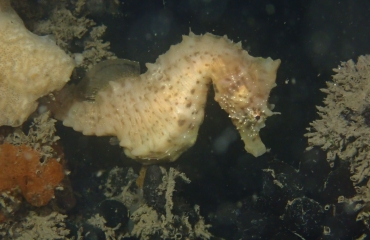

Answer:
[48,32,280,164]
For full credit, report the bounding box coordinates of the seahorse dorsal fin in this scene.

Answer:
[76,59,140,101]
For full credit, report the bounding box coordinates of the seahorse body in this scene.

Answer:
[54,32,280,164]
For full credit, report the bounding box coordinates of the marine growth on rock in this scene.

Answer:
[0,0,74,127]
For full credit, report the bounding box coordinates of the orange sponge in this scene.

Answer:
[0,143,64,206]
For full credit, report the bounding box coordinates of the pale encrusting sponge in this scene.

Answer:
[0,0,74,127]
[54,32,280,164]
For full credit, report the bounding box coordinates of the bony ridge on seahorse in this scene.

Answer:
[47,32,281,165]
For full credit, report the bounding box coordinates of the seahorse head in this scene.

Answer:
[210,52,280,157]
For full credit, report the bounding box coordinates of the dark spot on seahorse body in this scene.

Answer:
[191,89,195,94]
[186,102,192,108]
[178,119,186,126]
[184,56,191,63]
[230,84,239,91]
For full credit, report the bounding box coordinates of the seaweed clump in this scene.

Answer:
[31,0,116,69]
[305,55,370,226]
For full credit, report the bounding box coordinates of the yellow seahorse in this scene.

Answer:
[48,32,280,164]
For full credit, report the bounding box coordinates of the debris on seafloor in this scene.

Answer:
[98,166,213,239]
[0,211,71,239]
[4,111,61,160]
[87,213,122,240]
